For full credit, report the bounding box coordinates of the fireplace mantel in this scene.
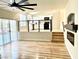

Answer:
[64,28,76,34]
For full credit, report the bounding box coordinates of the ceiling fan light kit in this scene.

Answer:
[0,0,37,11]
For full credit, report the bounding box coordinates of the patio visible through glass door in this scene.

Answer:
[0,19,3,45]
[2,19,10,44]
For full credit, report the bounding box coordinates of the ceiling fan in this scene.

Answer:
[0,0,37,11]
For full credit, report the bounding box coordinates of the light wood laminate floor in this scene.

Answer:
[0,41,71,59]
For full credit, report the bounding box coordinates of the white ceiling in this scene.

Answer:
[29,0,68,11]
[0,0,68,14]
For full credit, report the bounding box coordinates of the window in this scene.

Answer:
[19,14,27,32]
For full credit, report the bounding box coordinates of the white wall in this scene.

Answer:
[77,0,79,59]
[0,8,18,20]
[52,10,65,32]
[64,0,78,59]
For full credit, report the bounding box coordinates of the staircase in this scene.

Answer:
[52,32,64,43]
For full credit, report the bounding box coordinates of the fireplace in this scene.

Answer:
[67,31,74,46]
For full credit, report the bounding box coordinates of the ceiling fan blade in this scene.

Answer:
[14,0,15,2]
[19,4,37,6]
[20,6,34,10]
[17,7,25,11]
[18,0,28,4]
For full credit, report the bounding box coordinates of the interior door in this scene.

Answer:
[0,19,3,45]
[10,20,17,41]
[2,19,10,44]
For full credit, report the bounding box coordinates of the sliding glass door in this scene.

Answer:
[0,19,3,45]
[0,19,18,45]
[10,20,17,41]
[2,19,10,44]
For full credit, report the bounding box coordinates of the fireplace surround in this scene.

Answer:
[64,13,77,46]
